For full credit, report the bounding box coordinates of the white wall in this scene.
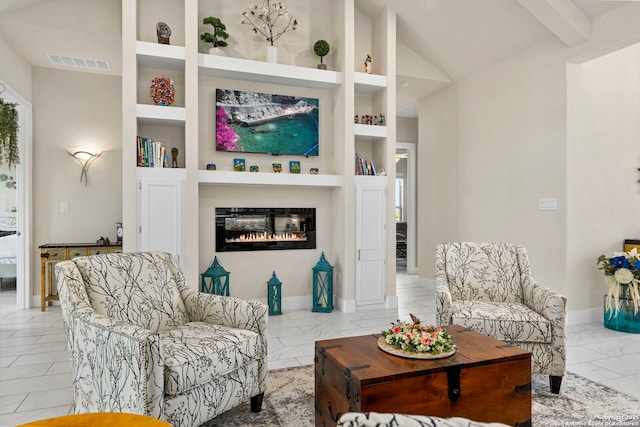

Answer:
[0,34,31,102]
[566,43,640,313]
[397,117,417,143]
[32,67,122,294]
[418,4,640,312]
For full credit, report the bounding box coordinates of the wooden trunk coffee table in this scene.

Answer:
[314,325,531,427]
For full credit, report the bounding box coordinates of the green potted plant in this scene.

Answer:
[314,39,330,70]
[0,98,20,169]
[201,17,229,55]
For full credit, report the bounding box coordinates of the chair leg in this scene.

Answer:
[251,392,264,412]
[549,375,562,394]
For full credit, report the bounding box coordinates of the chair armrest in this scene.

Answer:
[63,308,165,419]
[522,275,567,375]
[435,277,454,326]
[522,276,567,328]
[180,289,268,337]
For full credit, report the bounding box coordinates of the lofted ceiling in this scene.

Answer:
[0,0,632,117]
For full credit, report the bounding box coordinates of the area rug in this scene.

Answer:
[202,365,640,427]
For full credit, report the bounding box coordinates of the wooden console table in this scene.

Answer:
[39,243,122,311]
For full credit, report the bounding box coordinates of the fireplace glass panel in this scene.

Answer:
[216,208,315,252]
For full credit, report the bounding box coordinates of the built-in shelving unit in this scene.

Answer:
[354,72,387,94]
[199,54,342,90]
[137,167,186,179]
[123,0,396,312]
[136,104,186,126]
[354,123,387,140]
[136,41,185,70]
[198,170,343,187]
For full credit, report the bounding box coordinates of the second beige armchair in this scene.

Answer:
[435,242,567,393]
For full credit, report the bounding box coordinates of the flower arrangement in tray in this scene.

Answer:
[597,248,640,316]
[379,314,456,359]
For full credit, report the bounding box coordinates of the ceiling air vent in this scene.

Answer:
[47,54,110,71]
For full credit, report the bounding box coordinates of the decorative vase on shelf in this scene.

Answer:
[604,283,640,333]
[266,45,278,63]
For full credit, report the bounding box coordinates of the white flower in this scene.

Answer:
[615,268,634,284]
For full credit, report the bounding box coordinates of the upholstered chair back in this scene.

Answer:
[71,252,190,332]
[436,242,531,304]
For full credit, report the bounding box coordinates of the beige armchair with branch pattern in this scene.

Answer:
[435,242,566,393]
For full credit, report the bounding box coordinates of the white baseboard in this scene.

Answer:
[336,296,356,313]
[567,307,603,326]
[386,295,398,309]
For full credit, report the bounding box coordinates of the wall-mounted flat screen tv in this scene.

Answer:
[216,89,319,156]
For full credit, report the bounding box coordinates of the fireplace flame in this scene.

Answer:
[225,232,307,243]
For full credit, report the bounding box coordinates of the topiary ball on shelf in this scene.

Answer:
[313,40,330,69]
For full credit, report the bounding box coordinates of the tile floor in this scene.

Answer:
[0,272,639,426]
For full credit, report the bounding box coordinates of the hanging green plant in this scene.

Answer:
[0,98,20,169]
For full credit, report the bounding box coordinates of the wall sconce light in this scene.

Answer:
[67,148,101,185]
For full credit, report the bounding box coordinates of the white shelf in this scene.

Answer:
[136,41,185,71]
[198,53,342,90]
[136,104,186,126]
[198,170,343,188]
[136,167,186,180]
[354,123,387,140]
[354,72,387,94]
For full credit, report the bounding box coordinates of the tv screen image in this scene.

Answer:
[215,89,319,156]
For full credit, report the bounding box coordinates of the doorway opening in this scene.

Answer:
[395,142,416,274]
[0,79,33,310]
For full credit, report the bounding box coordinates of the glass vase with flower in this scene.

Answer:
[597,248,640,333]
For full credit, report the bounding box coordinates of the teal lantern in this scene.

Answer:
[267,271,282,316]
[200,256,230,296]
[312,251,333,313]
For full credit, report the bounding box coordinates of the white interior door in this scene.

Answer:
[355,177,387,305]
[138,177,185,268]
[1,80,32,309]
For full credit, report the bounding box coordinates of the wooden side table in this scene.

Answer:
[39,243,122,311]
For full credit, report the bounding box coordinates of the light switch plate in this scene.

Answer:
[538,198,557,211]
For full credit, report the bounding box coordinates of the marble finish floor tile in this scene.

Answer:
[0,272,639,427]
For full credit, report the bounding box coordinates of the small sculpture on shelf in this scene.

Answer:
[272,163,282,173]
[354,115,358,124]
[171,147,179,168]
[250,165,259,172]
[310,168,319,175]
[156,22,171,45]
[149,75,175,106]
[364,54,372,73]
[206,163,216,170]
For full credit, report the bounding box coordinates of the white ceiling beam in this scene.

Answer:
[517,0,591,46]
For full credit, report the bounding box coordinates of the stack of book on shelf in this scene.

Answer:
[355,152,377,176]
[137,136,169,168]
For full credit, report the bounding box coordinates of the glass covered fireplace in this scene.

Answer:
[215,208,316,252]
